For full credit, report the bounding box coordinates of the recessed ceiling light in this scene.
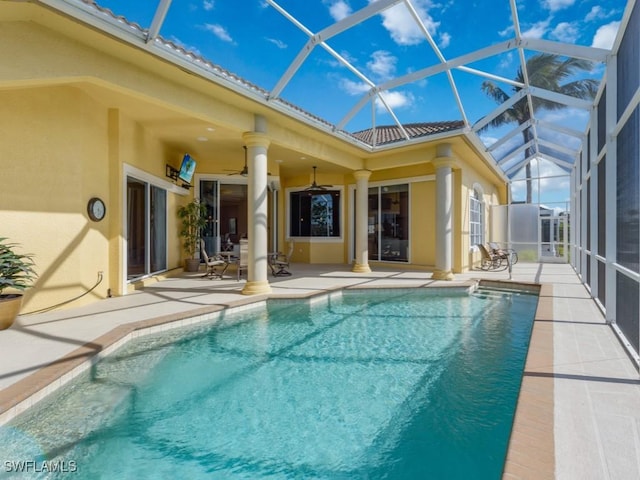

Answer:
[206,127,215,132]
[276,159,284,163]
[197,136,208,142]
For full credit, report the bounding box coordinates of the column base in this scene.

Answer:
[431,269,454,281]
[352,262,372,273]
[241,280,272,295]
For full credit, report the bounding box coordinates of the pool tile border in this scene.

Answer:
[503,283,555,479]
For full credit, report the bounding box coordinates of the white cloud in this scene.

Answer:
[550,22,578,43]
[510,158,571,206]
[326,0,352,21]
[375,90,414,111]
[591,21,620,49]
[479,134,500,148]
[585,6,606,22]
[539,108,589,127]
[521,19,551,39]
[499,25,515,38]
[338,78,413,112]
[542,0,575,12]
[367,50,397,80]
[498,51,514,70]
[371,0,439,46]
[266,37,287,49]
[204,24,233,43]
[439,32,451,48]
[339,78,371,96]
[203,1,214,11]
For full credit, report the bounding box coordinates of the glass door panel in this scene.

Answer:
[200,180,219,254]
[367,184,409,262]
[150,186,167,272]
[368,187,379,261]
[380,185,408,261]
[127,178,146,279]
[127,177,168,280]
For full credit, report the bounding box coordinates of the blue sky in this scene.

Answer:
[94,0,623,130]
[95,0,625,205]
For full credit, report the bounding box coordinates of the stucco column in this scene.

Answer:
[241,131,272,295]
[431,144,455,281]
[352,169,372,273]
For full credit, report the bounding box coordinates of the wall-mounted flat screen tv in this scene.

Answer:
[178,154,196,184]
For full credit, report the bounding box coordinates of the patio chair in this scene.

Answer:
[269,240,294,276]
[199,240,229,279]
[489,242,518,265]
[236,238,248,281]
[478,243,504,271]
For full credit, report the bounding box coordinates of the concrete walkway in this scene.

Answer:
[0,262,638,479]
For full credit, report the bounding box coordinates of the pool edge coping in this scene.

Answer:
[502,282,555,479]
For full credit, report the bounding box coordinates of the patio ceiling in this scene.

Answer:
[34,0,623,181]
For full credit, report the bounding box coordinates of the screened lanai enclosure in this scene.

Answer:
[48,0,639,363]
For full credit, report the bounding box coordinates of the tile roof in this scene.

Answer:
[351,121,465,146]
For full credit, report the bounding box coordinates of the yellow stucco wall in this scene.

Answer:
[0,86,111,311]
[0,84,190,311]
[409,181,436,266]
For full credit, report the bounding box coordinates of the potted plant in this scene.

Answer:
[177,198,208,272]
[0,237,37,330]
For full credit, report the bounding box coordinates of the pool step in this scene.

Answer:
[472,288,514,300]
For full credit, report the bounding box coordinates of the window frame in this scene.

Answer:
[470,186,484,247]
[286,186,344,241]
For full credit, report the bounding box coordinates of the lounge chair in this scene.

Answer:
[478,243,505,271]
[269,240,294,276]
[489,242,518,265]
[200,240,229,279]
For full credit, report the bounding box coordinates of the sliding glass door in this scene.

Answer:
[199,179,249,254]
[367,184,409,262]
[126,176,167,280]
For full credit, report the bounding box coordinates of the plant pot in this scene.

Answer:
[184,258,201,272]
[0,294,23,330]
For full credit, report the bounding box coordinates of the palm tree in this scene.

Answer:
[481,53,598,203]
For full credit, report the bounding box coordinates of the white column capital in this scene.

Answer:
[352,169,372,181]
[242,132,271,149]
[432,157,459,170]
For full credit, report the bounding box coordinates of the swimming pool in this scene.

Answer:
[1,287,537,479]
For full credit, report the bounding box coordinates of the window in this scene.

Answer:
[290,190,341,237]
[470,188,484,246]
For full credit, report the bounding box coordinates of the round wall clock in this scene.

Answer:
[87,197,106,222]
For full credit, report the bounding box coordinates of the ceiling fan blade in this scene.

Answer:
[302,166,334,191]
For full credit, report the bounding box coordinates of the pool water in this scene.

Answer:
[1,288,538,479]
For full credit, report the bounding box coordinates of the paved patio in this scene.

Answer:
[0,262,638,479]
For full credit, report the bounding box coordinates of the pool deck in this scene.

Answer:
[0,262,638,479]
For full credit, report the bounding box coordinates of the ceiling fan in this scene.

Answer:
[224,146,248,176]
[224,146,272,177]
[304,166,333,192]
